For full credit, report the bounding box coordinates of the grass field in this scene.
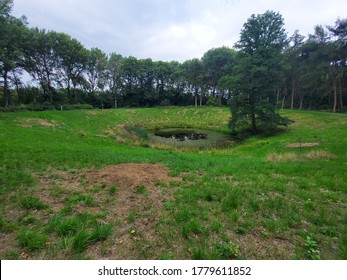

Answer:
[0,106,346,260]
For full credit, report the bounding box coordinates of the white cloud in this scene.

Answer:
[12,0,346,61]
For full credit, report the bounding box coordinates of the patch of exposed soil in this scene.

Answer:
[24,163,181,259]
[84,163,179,189]
[34,170,83,213]
[83,163,181,259]
[286,142,319,148]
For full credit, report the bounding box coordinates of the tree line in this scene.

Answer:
[1,0,346,113]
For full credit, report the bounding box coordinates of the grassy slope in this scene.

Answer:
[0,107,346,259]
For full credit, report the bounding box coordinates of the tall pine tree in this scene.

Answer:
[230,11,292,133]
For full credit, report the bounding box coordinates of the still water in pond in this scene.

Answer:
[148,128,232,148]
[154,129,207,141]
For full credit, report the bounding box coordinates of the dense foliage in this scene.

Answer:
[1,1,346,114]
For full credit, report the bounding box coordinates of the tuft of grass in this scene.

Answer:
[182,219,204,239]
[17,229,47,251]
[20,216,37,225]
[108,185,117,195]
[20,196,48,210]
[135,185,148,195]
[48,214,85,237]
[90,223,113,242]
[192,246,207,260]
[0,216,16,232]
[221,190,242,212]
[127,211,137,223]
[67,193,95,206]
[72,230,92,253]
[47,211,113,254]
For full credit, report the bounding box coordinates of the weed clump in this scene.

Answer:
[304,234,321,260]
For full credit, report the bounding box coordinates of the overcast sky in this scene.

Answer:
[12,0,346,62]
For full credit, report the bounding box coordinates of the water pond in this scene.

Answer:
[148,128,232,148]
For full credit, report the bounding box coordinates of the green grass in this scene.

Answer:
[17,229,47,252]
[20,196,48,210]
[0,107,346,259]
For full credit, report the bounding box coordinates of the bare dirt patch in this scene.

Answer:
[286,142,320,148]
[84,163,179,189]
[27,163,181,259]
[83,163,181,259]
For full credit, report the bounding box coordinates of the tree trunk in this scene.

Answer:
[276,89,280,109]
[3,71,10,107]
[114,92,118,109]
[73,85,77,102]
[200,88,205,106]
[217,90,222,106]
[338,77,343,109]
[281,95,286,110]
[194,88,198,107]
[251,113,257,134]
[299,94,304,110]
[250,102,257,134]
[67,80,71,102]
[291,79,295,110]
[50,88,53,103]
[333,77,337,113]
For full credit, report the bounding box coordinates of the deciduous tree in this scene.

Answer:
[0,0,27,106]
